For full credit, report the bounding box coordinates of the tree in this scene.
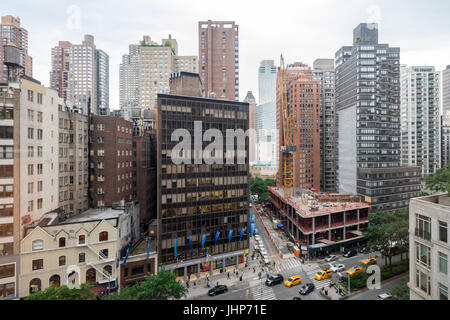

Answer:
[250,176,276,204]
[109,266,188,300]
[390,281,410,300]
[425,164,450,194]
[364,208,409,273]
[24,283,100,300]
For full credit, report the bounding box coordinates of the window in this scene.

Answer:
[415,214,431,241]
[28,110,34,121]
[131,266,145,276]
[439,221,448,243]
[59,256,66,266]
[0,264,15,279]
[440,283,449,300]
[37,112,43,123]
[100,249,108,258]
[0,283,15,299]
[0,146,13,159]
[0,165,13,178]
[28,146,34,158]
[28,164,33,176]
[0,107,14,120]
[79,253,85,263]
[0,204,13,217]
[416,269,431,295]
[37,198,43,209]
[0,224,13,237]
[59,237,66,248]
[0,126,13,139]
[78,235,85,245]
[27,128,33,139]
[99,231,108,242]
[32,240,43,251]
[439,252,448,275]
[27,90,34,102]
[32,259,44,271]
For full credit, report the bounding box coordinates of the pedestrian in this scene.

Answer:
[186,281,189,288]
[227,272,230,279]
[273,261,276,267]
[216,281,219,287]
[253,267,256,273]
[236,272,239,278]
[194,280,196,287]
[239,275,243,281]
[233,269,236,275]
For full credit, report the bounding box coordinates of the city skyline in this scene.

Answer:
[3,0,450,108]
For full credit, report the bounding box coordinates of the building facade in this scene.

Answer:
[409,194,449,300]
[0,16,32,81]
[276,62,321,190]
[335,23,421,211]
[313,59,337,193]
[51,35,109,115]
[58,104,89,218]
[119,35,198,120]
[156,73,249,280]
[442,118,450,168]
[244,91,256,164]
[401,65,441,177]
[255,60,277,167]
[49,41,71,101]
[198,20,239,101]
[443,65,450,120]
[89,115,134,208]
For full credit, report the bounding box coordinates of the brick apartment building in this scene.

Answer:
[89,115,134,208]
[276,62,321,190]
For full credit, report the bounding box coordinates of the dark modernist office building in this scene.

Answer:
[156,72,249,280]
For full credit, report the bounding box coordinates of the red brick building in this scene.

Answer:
[89,115,134,208]
[198,20,239,101]
[277,62,321,190]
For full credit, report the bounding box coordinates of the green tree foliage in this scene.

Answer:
[24,283,101,300]
[109,267,187,300]
[425,164,450,194]
[364,208,409,272]
[390,280,410,300]
[250,176,276,204]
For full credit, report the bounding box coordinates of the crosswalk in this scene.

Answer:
[248,278,276,300]
[273,257,303,272]
[303,265,332,290]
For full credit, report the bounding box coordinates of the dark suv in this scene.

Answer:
[299,283,315,295]
[208,285,228,296]
[265,274,284,287]
[344,249,358,258]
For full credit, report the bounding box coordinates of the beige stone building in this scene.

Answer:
[19,205,134,298]
[58,105,89,218]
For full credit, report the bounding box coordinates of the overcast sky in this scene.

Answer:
[4,0,450,108]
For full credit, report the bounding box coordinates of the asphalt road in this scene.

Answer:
[349,274,408,300]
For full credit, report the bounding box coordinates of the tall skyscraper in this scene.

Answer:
[198,20,239,101]
[255,60,277,167]
[50,35,109,115]
[313,58,337,192]
[400,65,441,177]
[442,118,450,168]
[276,62,321,190]
[156,72,249,278]
[335,23,421,211]
[443,65,450,120]
[119,35,197,120]
[0,16,32,81]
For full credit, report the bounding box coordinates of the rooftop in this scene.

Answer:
[412,193,450,208]
[269,187,370,217]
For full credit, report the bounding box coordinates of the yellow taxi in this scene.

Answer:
[361,258,377,265]
[284,276,302,287]
[346,266,363,276]
[314,269,333,281]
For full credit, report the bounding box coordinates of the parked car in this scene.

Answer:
[346,265,363,276]
[265,274,284,286]
[284,276,302,287]
[343,249,358,258]
[292,297,302,300]
[254,235,261,241]
[315,269,333,281]
[359,247,368,253]
[361,258,377,265]
[299,283,315,295]
[263,255,270,265]
[254,228,259,235]
[377,293,393,300]
[325,255,338,262]
[329,263,346,273]
[260,249,268,256]
[208,285,228,296]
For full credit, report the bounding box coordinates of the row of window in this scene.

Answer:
[31,232,109,251]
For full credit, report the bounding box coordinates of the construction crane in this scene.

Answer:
[279,54,296,199]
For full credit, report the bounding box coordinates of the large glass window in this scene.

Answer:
[416,270,431,295]
[439,252,448,275]
[416,242,431,269]
[415,214,431,241]
[0,264,15,279]
[439,283,449,300]
[439,221,448,243]
[32,259,43,271]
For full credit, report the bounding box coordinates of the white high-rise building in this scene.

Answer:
[443,65,450,120]
[255,60,277,167]
[401,65,441,177]
[119,35,197,121]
